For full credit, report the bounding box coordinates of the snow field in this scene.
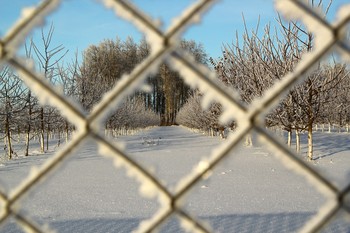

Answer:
[0,126,349,232]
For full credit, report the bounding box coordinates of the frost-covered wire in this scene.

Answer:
[0,0,349,232]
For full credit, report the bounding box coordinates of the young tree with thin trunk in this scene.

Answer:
[31,23,67,153]
[56,50,81,143]
[23,42,38,156]
[0,67,27,159]
[211,0,342,160]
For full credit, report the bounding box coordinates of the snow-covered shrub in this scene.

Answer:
[176,91,230,137]
[106,96,159,133]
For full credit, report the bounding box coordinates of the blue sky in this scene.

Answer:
[0,0,348,63]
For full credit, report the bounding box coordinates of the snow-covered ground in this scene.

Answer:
[0,126,349,232]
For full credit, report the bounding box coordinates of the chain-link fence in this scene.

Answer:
[0,0,349,232]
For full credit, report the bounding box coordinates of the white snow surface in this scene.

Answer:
[0,126,349,232]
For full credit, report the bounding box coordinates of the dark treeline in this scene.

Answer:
[79,37,207,126]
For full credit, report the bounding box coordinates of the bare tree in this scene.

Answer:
[211,0,343,160]
[31,23,67,153]
[22,42,39,156]
[78,38,127,111]
[56,50,81,143]
[0,67,28,159]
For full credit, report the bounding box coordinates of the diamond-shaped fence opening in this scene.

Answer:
[0,66,76,193]
[0,0,350,232]
[17,139,160,233]
[183,136,327,232]
[110,65,232,194]
[263,51,350,189]
[14,0,148,114]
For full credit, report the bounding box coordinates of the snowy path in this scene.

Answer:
[0,126,349,232]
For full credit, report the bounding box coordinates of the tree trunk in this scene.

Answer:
[245,134,252,146]
[219,126,226,139]
[295,130,300,154]
[287,130,292,147]
[65,121,69,143]
[40,107,45,153]
[307,122,313,160]
[5,115,13,160]
[46,123,50,151]
[307,79,314,160]
[25,91,32,157]
[25,126,30,157]
[17,126,21,142]
[46,112,51,151]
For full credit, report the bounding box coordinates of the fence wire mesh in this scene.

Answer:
[0,0,349,232]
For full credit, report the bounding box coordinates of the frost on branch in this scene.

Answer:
[14,57,86,131]
[177,91,237,138]
[275,0,333,49]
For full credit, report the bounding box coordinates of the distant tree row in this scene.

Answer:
[0,25,70,159]
[79,37,207,125]
[0,24,208,159]
[177,1,349,160]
